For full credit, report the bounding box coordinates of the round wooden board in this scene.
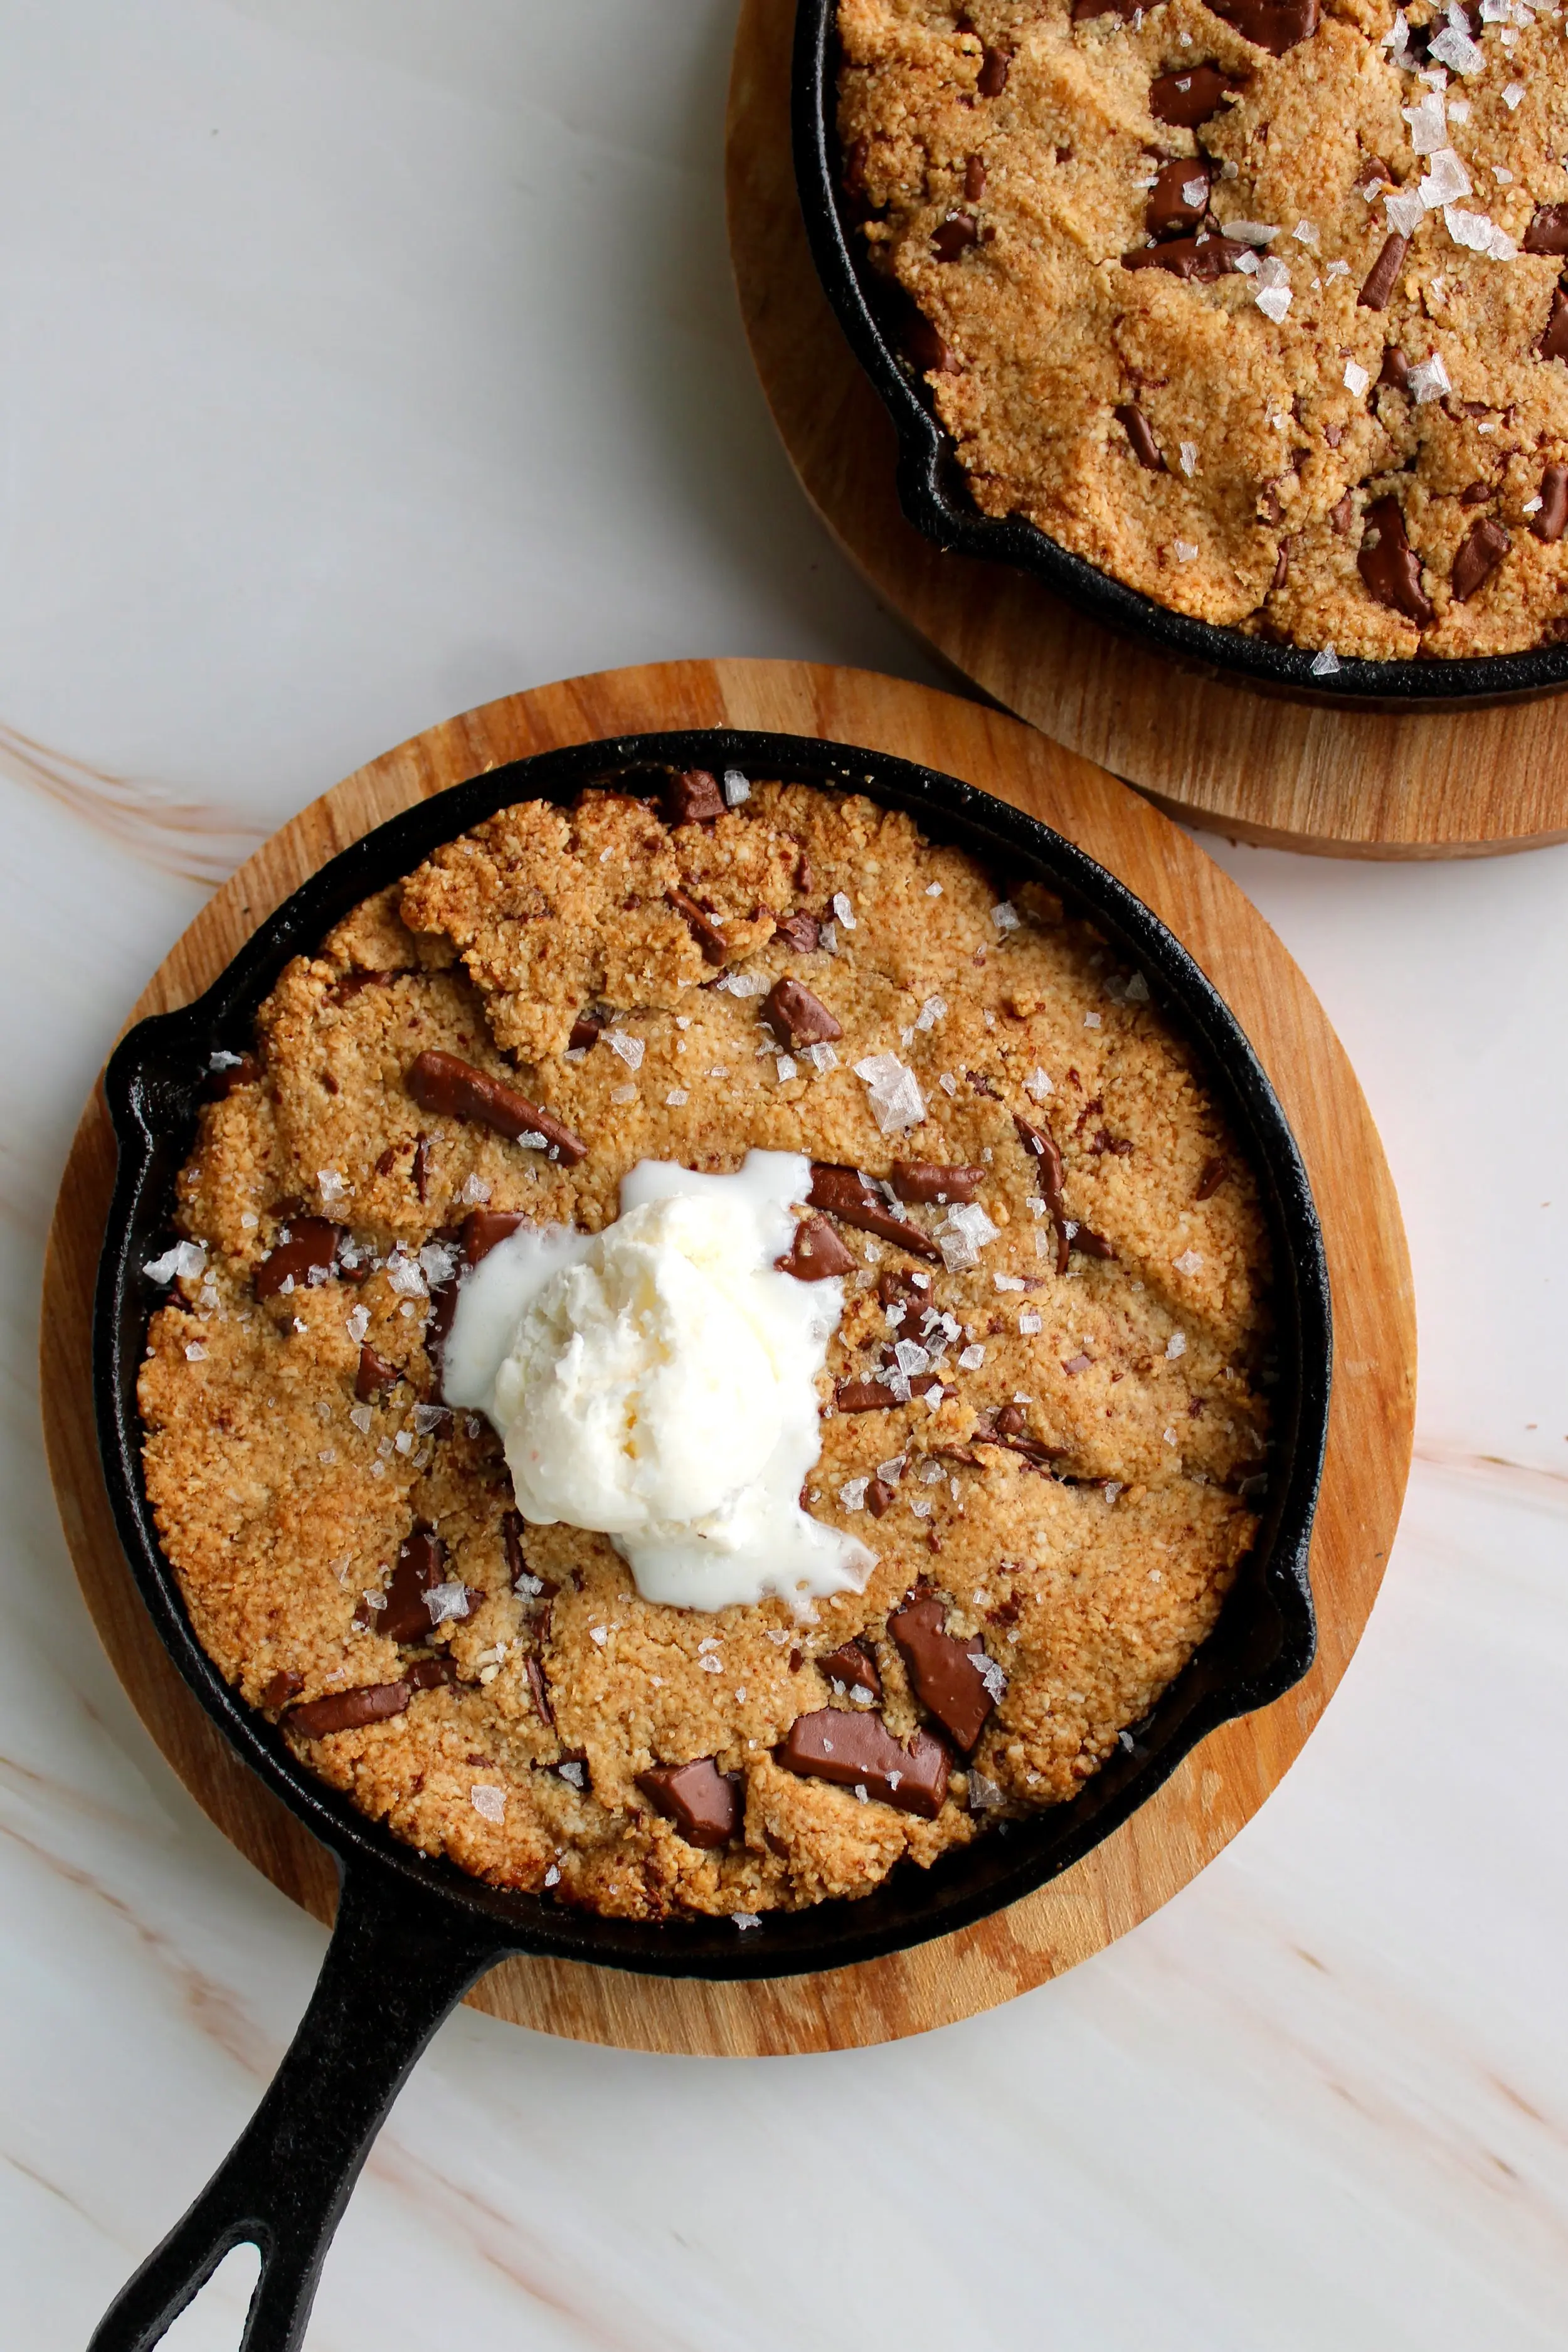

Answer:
[726,4,1568,861]
[41,657,1414,2055]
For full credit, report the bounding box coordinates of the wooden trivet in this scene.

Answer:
[726,2,1568,860]
[41,659,1414,2054]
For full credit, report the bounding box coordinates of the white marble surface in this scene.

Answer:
[4,6,1566,2346]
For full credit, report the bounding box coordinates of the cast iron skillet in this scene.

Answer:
[793,0,1568,710]
[90,729,1330,2350]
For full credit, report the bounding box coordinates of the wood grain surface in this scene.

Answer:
[726,1,1568,862]
[40,658,1416,2054]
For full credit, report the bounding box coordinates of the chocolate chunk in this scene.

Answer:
[1014,1114,1070,1276]
[808,1163,942,1263]
[502,1510,528,1588]
[1147,157,1210,241]
[1535,466,1568,545]
[866,1478,898,1519]
[776,1214,857,1283]
[818,1640,882,1698]
[258,1669,303,1711]
[1379,345,1411,391]
[1114,401,1166,473]
[286,1681,412,1739]
[1072,1224,1115,1259]
[888,1161,983,1205]
[1270,540,1290,591]
[980,1405,1062,1468]
[1206,0,1318,51]
[666,884,729,965]
[328,968,391,1006]
[203,1050,261,1101]
[1524,205,1568,257]
[1354,157,1394,198]
[1072,0,1138,14]
[1358,233,1410,314]
[1458,482,1491,509]
[933,210,979,262]
[462,1207,529,1265]
[255,1217,343,1299]
[964,154,987,203]
[406,1049,586,1165]
[1122,235,1247,283]
[1195,1155,1229,1201]
[1329,492,1353,536]
[887,1589,997,1755]
[663,769,724,826]
[354,1344,397,1401]
[773,910,821,954]
[835,1374,940,1413]
[1148,63,1244,129]
[635,1758,740,1848]
[976,43,1011,95]
[526,1655,554,1729]
[1450,516,1510,603]
[568,1014,602,1051]
[777,1708,950,1816]
[403,1655,458,1692]
[763,976,842,1046]
[1542,286,1568,364]
[1359,495,1433,628]
[379,1525,448,1645]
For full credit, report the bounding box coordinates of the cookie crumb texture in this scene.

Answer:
[837,0,1568,658]
[140,780,1271,1919]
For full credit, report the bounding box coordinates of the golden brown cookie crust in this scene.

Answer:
[837,0,1568,658]
[139,778,1271,1921]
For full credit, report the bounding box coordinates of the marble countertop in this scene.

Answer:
[4,6,1565,2346]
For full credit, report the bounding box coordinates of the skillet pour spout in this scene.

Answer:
[89,728,1330,2347]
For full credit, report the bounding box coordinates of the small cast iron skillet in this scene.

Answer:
[90,729,1330,2350]
[793,0,1568,710]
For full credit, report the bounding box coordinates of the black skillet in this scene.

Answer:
[793,0,1568,711]
[90,729,1330,2349]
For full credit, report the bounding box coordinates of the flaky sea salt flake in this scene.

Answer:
[470,1785,506,1823]
[1310,646,1342,675]
[1172,1248,1204,1276]
[938,1201,1000,1271]
[1344,359,1370,396]
[854,1051,926,1134]
[606,1029,644,1071]
[145,1239,207,1285]
[722,768,751,805]
[1407,351,1452,403]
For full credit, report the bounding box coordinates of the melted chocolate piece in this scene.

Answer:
[406,1050,586,1164]
[1115,402,1166,473]
[255,1218,343,1299]
[776,1214,857,1283]
[568,1014,602,1051]
[329,969,391,1005]
[763,976,842,1046]
[987,1402,1062,1468]
[526,1655,555,1729]
[1206,0,1318,51]
[818,1641,882,1698]
[663,769,724,826]
[502,1510,529,1587]
[1359,495,1433,627]
[1270,540,1290,591]
[1357,233,1410,313]
[1122,235,1248,283]
[1147,157,1210,241]
[1379,346,1412,391]
[1354,157,1394,198]
[976,43,1011,95]
[462,1207,529,1265]
[203,1050,261,1101]
[964,154,987,203]
[1014,1115,1070,1276]
[379,1525,448,1645]
[1072,1224,1115,1260]
[635,1758,740,1848]
[403,1655,459,1692]
[286,1681,412,1739]
[1535,466,1568,545]
[866,1477,898,1519]
[887,1589,996,1755]
[1195,1155,1230,1201]
[258,1669,303,1711]
[1148,63,1244,129]
[411,1135,431,1204]
[1072,0,1138,14]
[777,1708,950,1816]
[1524,206,1568,257]
[666,884,729,965]
[1458,482,1492,509]
[933,210,979,262]
[888,1161,983,1204]
[1450,516,1510,603]
[835,1374,940,1414]
[773,910,821,954]
[808,1163,942,1262]
[1330,492,1354,536]
[1540,285,1568,364]
[354,1344,397,1401]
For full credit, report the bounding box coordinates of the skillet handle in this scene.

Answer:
[88,1857,504,2352]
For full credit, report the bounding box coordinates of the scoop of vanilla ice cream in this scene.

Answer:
[442,1151,872,1610]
